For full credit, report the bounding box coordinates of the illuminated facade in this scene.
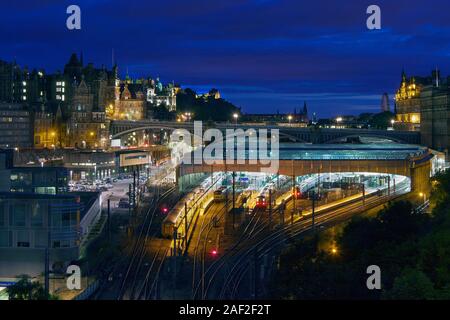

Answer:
[394,71,423,131]
[395,69,450,154]
[33,111,55,148]
[146,78,178,112]
[112,83,145,120]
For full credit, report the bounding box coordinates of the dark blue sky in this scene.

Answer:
[1,0,450,117]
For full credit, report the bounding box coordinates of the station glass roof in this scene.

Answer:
[192,143,428,161]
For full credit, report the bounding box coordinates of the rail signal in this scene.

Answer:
[293,186,302,200]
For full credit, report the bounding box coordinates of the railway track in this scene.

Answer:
[116,185,176,300]
[190,202,228,299]
[192,203,270,299]
[199,183,409,299]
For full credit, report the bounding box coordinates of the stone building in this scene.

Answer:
[33,111,55,148]
[395,69,450,155]
[42,54,115,149]
[111,82,145,121]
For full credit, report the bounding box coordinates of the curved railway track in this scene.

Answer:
[117,185,176,300]
[201,183,409,299]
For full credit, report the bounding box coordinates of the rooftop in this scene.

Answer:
[192,143,429,162]
[273,143,428,161]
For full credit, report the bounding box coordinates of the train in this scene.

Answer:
[213,186,228,202]
[162,185,213,239]
[161,200,184,239]
[255,195,268,209]
[254,186,276,209]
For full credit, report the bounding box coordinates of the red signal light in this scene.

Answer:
[211,249,218,256]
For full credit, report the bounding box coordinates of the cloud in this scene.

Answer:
[0,0,448,116]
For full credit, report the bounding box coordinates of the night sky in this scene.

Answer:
[2,0,450,117]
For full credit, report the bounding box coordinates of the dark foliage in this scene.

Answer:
[270,171,450,299]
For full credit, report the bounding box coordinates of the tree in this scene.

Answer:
[383,269,436,300]
[7,275,45,300]
[176,88,240,122]
[6,275,57,300]
[270,170,450,300]
[368,111,395,129]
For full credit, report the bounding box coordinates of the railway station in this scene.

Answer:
[177,143,439,194]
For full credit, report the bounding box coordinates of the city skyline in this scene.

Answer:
[2,1,450,305]
[2,0,450,117]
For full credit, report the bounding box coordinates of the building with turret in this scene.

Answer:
[395,69,450,155]
[1,53,182,150]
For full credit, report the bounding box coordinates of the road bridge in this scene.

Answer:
[109,120,421,144]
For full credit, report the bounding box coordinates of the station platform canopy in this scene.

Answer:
[192,143,429,162]
[271,143,428,161]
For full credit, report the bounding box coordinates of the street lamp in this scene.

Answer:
[50,131,56,147]
[233,113,239,126]
[419,192,426,204]
[288,115,293,127]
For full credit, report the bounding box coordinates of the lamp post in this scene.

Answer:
[288,115,293,127]
[419,192,426,204]
[233,113,239,126]
[50,131,56,147]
